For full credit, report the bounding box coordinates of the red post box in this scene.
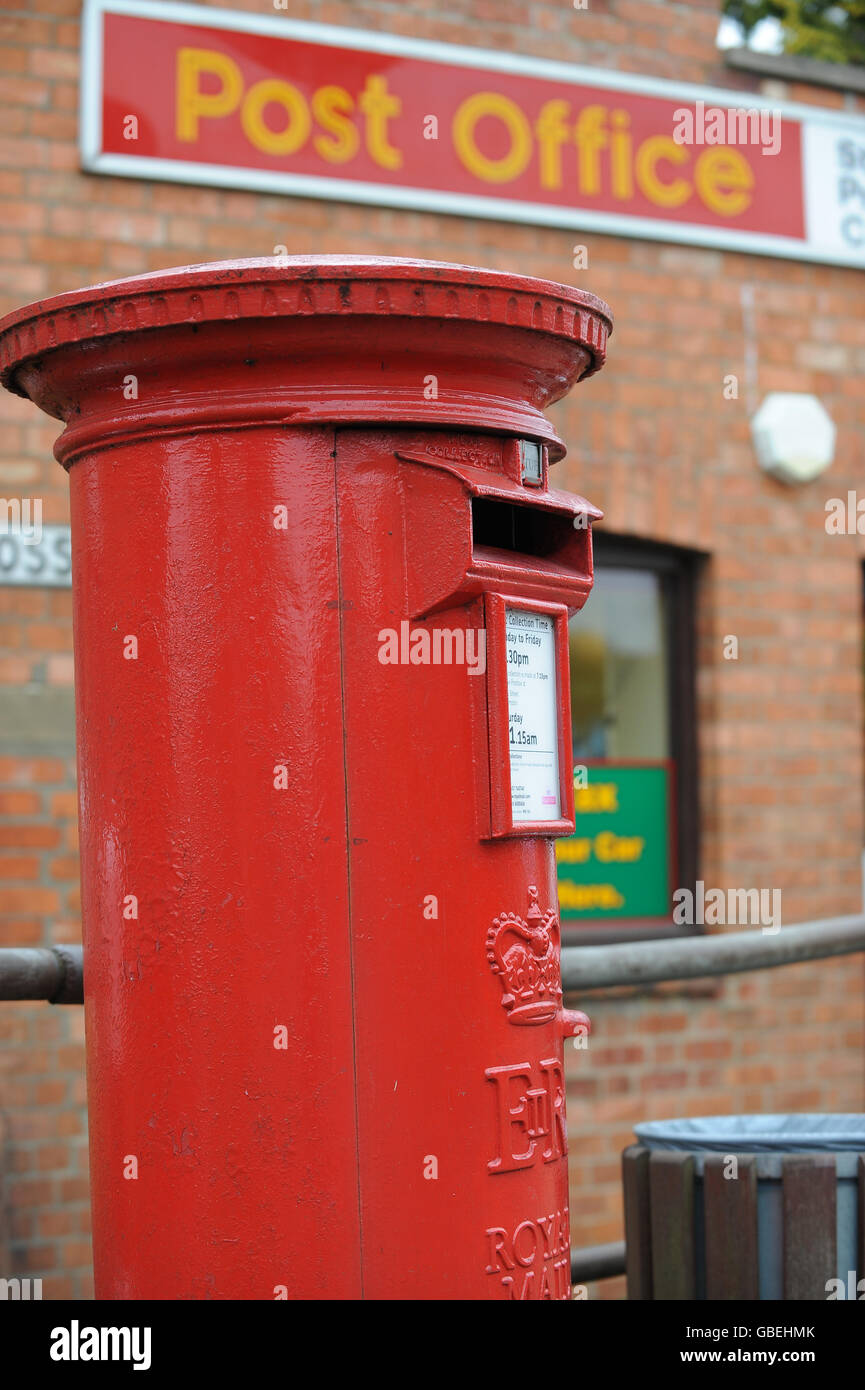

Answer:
[0,257,611,1300]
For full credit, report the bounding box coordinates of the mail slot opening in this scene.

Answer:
[471,496,579,562]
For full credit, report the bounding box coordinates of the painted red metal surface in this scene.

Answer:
[0,257,611,1300]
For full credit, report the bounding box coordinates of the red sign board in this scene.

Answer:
[81,0,865,267]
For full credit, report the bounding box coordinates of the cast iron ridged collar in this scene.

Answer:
[0,256,613,466]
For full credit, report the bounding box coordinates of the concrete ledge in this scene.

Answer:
[725,45,865,95]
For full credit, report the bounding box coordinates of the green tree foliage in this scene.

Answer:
[723,0,865,63]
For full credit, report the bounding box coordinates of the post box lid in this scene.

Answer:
[0,256,613,467]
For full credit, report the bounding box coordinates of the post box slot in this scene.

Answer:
[471,496,578,564]
[397,448,597,616]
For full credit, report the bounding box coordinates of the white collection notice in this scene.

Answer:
[505,608,561,823]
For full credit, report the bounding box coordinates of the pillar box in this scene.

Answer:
[0,257,612,1300]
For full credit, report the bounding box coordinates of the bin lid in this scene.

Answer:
[635,1114,865,1153]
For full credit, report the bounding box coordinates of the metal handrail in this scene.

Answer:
[0,945,83,1004]
[570,1241,626,1284]
[562,913,865,992]
[1,914,865,1007]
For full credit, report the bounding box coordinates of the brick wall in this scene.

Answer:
[0,0,863,1299]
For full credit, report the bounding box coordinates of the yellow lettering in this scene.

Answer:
[610,109,634,200]
[557,881,625,911]
[241,79,311,156]
[694,147,754,217]
[453,91,532,184]
[312,85,359,163]
[535,99,571,190]
[555,838,592,864]
[358,74,402,170]
[635,135,691,208]
[574,105,609,196]
[574,782,619,814]
[594,831,645,863]
[176,47,242,142]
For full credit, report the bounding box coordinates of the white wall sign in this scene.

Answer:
[0,526,72,588]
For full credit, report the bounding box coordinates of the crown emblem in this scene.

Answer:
[486,885,562,1025]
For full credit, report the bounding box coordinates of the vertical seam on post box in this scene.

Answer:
[332,425,365,1298]
[396,455,411,619]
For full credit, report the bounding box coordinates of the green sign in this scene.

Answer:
[556,763,671,921]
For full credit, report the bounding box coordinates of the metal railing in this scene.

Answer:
[571,1241,626,1284]
[562,913,865,992]
[0,944,83,1004]
[3,914,862,1007]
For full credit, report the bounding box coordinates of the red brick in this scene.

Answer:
[41,1275,75,1298]
[6,1179,53,1208]
[0,887,59,913]
[0,757,66,782]
[0,916,42,944]
[0,790,41,814]
[60,1239,93,1268]
[48,855,78,880]
[0,657,32,683]
[0,824,60,847]
[28,47,79,80]
[38,1208,76,1237]
[58,1177,90,1203]
[22,1244,56,1270]
[9,1209,36,1240]
[0,854,40,878]
[34,1081,68,1105]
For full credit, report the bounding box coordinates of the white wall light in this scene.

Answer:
[751,392,836,485]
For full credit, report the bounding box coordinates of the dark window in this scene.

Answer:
[558,533,703,944]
